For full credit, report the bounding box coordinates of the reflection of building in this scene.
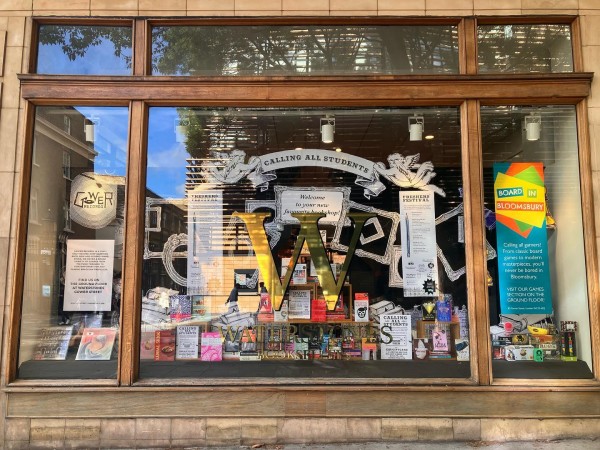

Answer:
[21,107,97,359]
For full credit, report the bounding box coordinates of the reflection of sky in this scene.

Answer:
[147,108,187,198]
[37,32,131,75]
[75,106,129,176]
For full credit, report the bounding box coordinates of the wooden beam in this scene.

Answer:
[461,100,491,385]
[576,99,600,381]
[119,100,147,386]
[5,102,35,385]
[7,389,600,418]
[18,74,593,105]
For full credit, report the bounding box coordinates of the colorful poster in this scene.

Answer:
[399,191,439,297]
[493,162,552,314]
[64,239,115,311]
[380,314,412,360]
[187,189,223,295]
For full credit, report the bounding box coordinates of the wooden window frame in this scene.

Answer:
[6,17,598,393]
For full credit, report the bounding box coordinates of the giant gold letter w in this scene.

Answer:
[233,212,373,311]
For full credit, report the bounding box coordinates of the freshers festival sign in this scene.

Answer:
[493,162,552,314]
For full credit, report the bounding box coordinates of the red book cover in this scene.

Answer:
[311,298,327,322]
[326,294,347,320]
[154,329,176,361]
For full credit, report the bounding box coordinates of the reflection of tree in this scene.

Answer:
[152,26,458,76]
[39,25,131,65]
[477,25,570,73]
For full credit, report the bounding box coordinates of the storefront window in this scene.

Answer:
[140,106,473,380]
[151,25,459,76]
[478,24,572,73]
[18,106,129,379]
[482,105,593,379]
[36,25,132,75]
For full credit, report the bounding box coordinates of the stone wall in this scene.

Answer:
[1,0,599,447]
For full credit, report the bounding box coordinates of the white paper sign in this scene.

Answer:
[399,191,439,297]
[277,188,346,225]
[188,189,223,294]
[64,240,114,311]
[176,325,200,360]
[288,290,311,320]
[380,314,412,360]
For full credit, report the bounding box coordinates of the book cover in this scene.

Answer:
[240,328,257,352]
[176,325,199,360]
[201,331,223,361]
[432,327,449,353]
[281,257,291,277]
[33,326,74,360]
[75,328,116,361]
[455,338,470,361]
[257,292,274,322]
[170,295,192,322]
[274,299,289,322]
[413,338,430,360]
[311,298,327,322]
[354,293,370,322]
[154,329,176,361]
[140,331,155,360]
[292,263,307,285]
[191,295,210,322]
[326,294,347,320]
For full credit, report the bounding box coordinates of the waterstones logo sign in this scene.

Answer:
[234,211,373,311]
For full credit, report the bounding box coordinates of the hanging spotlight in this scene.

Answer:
[84,117,98,143]
[320,115,335,144]
[524,113,541,141]
[408,114,424,141]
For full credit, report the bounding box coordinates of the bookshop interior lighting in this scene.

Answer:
[525,113,541,141]
[409,114,424,141]
[321,115,335,143]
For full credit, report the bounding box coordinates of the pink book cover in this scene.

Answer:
[201,331,223,361]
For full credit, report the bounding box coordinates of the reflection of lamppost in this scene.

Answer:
[84,116,99,143]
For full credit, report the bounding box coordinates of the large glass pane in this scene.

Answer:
[18,106,129,379]
[151,25,459,76]
[478,24,572,73]
[482,106,593,379]
[141,106,471,381]
[37,25,132,75]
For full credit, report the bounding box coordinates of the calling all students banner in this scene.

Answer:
[493,162,553,315]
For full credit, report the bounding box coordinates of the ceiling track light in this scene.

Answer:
[524,113,541,141]
[408,114,424,141]
[320,115,335,144]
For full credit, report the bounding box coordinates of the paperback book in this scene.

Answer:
[154,329,176,361]
[201,331,223,361]
[76,328,116,361]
